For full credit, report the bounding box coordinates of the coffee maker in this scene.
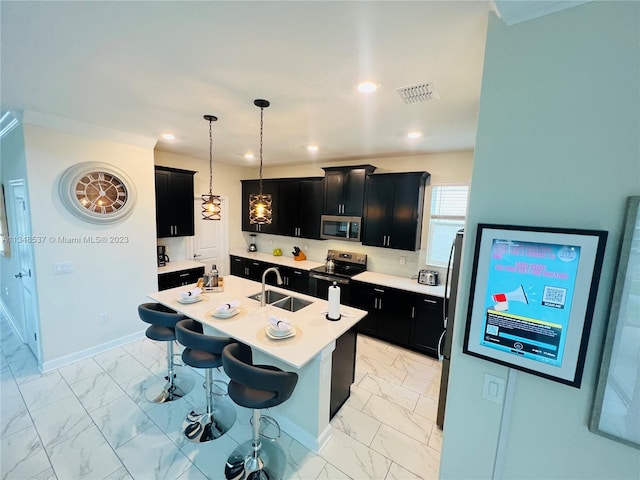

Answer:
[157,245,169,266]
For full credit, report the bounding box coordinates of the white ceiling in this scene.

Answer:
[1,1,494,167]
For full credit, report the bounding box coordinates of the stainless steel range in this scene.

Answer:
[308,249,367,304]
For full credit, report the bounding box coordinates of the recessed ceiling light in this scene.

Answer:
[407,131,422,139]
[244,153,255,160]
[162,133,176,140]
[357,81,378,94]
[307,145,319,153]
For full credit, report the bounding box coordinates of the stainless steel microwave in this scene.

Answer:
[320,215,361,242]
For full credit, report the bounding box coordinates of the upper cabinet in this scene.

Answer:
[155,166,196,238]
[322,165,376,216]
[276,177,324,239]
[362,172,429,251]
[241,179,279,234]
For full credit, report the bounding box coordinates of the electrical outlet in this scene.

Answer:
[399,257,406,265]
[303,244,309,251]
[99,312,109,324]
[268,239,273,245]
[4,286,8,296]
[54,261,74,274]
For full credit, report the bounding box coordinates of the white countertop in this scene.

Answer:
[352,271,447,298]
[147,275,367,369]
[157,260,206,275]
[229,248,324,271]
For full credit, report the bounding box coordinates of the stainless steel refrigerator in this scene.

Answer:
[436,229,464,429]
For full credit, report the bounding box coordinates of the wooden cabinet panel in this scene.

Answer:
[322,165,376,216]
[155,166,196,238]
[362,172,429,251]
[158,266,204,291]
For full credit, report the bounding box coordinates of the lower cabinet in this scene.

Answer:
[230,255,267,282]
[158,267,205,291]
[230,255,309,294]
[351,281,444,358]
[330,327,357,419]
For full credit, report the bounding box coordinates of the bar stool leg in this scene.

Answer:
[182,368,236,443]
[145,341,195,403]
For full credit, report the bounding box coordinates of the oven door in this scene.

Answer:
[320,216,361,242]
[308,272,351,304]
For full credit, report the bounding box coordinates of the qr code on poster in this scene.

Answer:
[542,286,567,309]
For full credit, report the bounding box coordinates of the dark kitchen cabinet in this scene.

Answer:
[276,177,323,239]
[362,172,429,251]
[322,165,376,216]
[330,327,357,419]
[351,280,443,357]
[158,266,204,291]
[241,179,279,234]
[350,282,412,345]
[155,166,196,238]
[267,265,309,294]
[229,255,268,281]
[409,294,444,358]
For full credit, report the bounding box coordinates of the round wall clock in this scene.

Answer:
[58,162,137,224]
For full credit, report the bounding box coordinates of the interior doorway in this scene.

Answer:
[192,195,229,275]
[8,179,41,362]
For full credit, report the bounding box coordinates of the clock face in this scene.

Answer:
[59,162,136,224]
[75,171,128,214]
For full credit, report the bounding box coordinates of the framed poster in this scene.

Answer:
[590,196,640,448]
[463,224,607,387]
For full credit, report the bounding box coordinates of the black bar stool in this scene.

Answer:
[222,343,298,480]
[175,319,238,443]
[138,303,194,403]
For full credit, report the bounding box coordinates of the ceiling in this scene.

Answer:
[1,1,495,167]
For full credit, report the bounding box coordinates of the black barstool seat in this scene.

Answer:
[176,319,237,443]
[137,303,194,403]
[222,343,298,480]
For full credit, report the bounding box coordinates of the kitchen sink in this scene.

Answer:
[271,296,313,312]
[247,290,289,304]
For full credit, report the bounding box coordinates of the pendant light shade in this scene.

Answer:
[249,99,272,225]
[202,114,222,220]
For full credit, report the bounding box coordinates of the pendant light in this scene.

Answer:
[201,114,222,220]
[249,99,272,224]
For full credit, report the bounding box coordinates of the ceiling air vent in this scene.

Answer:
[396,83,439,104]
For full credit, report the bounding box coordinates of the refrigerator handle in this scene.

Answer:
[443,239,455,328]
[437,329,446,361]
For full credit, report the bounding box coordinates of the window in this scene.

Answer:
[426,185,469,266]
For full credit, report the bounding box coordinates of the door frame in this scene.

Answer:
[8,179,42,363]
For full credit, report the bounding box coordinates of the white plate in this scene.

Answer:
[267,326,295,339]
[211,308,240,319]
[177,295,204,304]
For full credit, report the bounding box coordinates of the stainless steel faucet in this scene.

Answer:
[261,267,283,307]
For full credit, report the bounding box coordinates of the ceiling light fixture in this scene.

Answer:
[307,145,319,153]
[249,99,272,225]
[357,81,378,94]
[407,131,422,139]
[244,153,255,160]
[162,133,176,140]
[201,115,222,220]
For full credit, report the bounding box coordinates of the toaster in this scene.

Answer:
[418,270,439,286]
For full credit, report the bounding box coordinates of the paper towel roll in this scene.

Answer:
[327,282,341,320]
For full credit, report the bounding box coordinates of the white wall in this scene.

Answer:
[21,121,158,368]
[441,3,639,479]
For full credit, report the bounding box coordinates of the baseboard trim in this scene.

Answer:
[41,330,146,372]
[270,413,333,453]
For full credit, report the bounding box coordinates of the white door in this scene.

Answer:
[193,196,229,275]
[9,180,40,360]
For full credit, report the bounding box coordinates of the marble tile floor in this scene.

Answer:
[1,315,442,480]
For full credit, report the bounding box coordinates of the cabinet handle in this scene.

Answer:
[374,288,384,293]
[179,273,189,277]
[411,306,415,318]
[374,298,378,309]
[424,299,438,304]
[387,235,391,246]
[379,298,383,309]
[294,271,302,275]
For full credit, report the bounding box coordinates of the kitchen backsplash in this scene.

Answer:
[238,232,448,281]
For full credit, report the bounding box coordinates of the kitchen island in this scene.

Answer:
[147,275,367,452]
